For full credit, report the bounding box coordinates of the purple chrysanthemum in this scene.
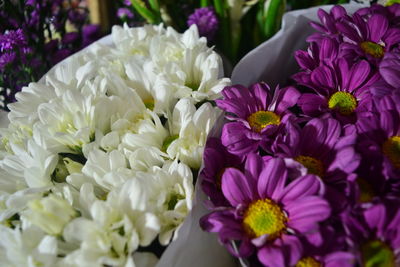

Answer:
[308,5,348,42]
[370,50,400,98]
[201,137,242,207]
[294,37,339,73]
[187,7,219,41]
[356,94,400,182]
[216,83,300,156]
[342,203,400,266]
[296,59,378,124]
[336,13,400,63]
[200,155,330,267]
[272,117,360,211]
[0,29,27,51]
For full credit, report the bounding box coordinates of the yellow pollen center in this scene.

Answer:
[356,178,375,203]
[382,136,400,169]
[242,198,287,239]
[295,155,324,177]
[361,240,395,267]
[247,111,280,133]
[143,98,155,110]
[328,92,357,115]
[360,41,385,58]
[295,257,322,267]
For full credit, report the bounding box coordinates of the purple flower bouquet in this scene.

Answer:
[200,2,400,266]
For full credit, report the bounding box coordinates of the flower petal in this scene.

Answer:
[222,168,255,206]
[258,158,287,200]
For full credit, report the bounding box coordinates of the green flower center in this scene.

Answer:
[356,178,375,203]
[328,91,357,115]
[361,240,395,267]
[242,198,287,239]
[383,136,400,169]
[295,155,324,177]
[295,257,322,267]
[386,0,400,6]
[360,41,385,58]
[143,98,155,110]
[247,111,280,133]
[162,135,179,152]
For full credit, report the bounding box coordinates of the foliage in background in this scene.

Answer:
[0,0,102,110]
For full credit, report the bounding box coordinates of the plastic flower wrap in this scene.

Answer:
[200,2,400,266]
[0,23,230,266]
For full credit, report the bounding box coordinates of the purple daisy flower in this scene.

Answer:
[355,4,400,28]
[200,155,330,267]
[272,117,360,211]
[356,95,400,182]
[308,5,348,42]
[216,83,300,156]
[187,7,219,41]
[296,59,378,123]
[342,203,400,266]
[0,29,27,51]
[336,13,400,63]
[201,137,242,207]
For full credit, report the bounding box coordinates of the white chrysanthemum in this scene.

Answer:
[166,99,221,169]
[61,183,159,267]
[22,194,77,236]
[134,160,193,245]
[0,225,59,267]
[0,139,58,189]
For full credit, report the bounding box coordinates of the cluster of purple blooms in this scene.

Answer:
[200,4,400,266]
[0,0,101,109]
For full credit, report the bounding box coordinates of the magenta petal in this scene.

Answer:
[345,60,371,91]
[245,153,265,185]
[257,158,287,200]
[221,122,259,156]
[275,86,301,114]
[298,93,328,116]
[221,168,255,206]
[286,196,331,233]
[251,83,270,111]
[258,245,286,267]
[279,175,324,205]
[367,14,388,43]
[311,65,336,91]
[331,5,347,19]
[363,204,386,233]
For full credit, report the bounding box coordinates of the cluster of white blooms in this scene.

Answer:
[0,24,230,267]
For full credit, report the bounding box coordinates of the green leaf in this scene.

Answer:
[130,0,160,24]
[261,0,286,40]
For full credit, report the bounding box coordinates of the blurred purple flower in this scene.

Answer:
[117,7,134,19]
[0,52,16,70]
[0,29,27,51]
[187,7,219,41]
[62,32,80,45]
[82,24,101,47]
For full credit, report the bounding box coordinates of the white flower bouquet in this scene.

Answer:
[0,24,231,267]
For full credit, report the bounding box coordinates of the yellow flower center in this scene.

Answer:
[295,155,324,177]
[385,0,400,6]
[361,240,395,267]
[143,98,155,110]
[295,257,322,267]
[242,198,287,239]
[382,136,400,169]
[356,178,375,203]
[247,111,280,133]
[328,92,357,115]
[360,41,385,58]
